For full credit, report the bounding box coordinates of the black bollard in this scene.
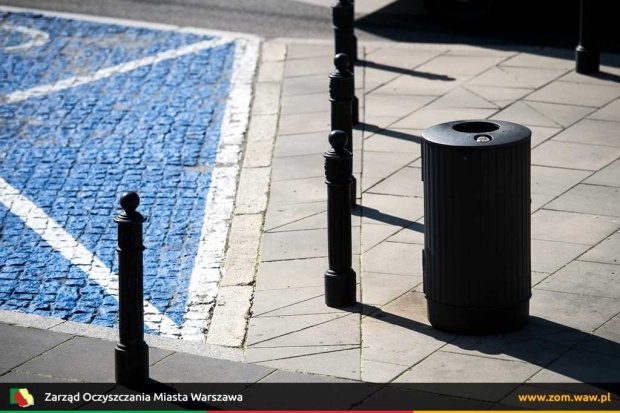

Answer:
[332,0,359,124]
[324,130,356,308]
[576,0,599,74]
[114,191,149,385]
[330,53,357,207]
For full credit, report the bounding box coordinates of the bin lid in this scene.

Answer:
[421,119,531,148]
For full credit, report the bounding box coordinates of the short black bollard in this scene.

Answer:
[324,130,356,308]
[330,53,357,207]
[114,191,149,385]
[576,0,599,74]
[332,0,359,124]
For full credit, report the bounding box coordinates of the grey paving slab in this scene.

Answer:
[530,289,620,332]
[363,129,422,153]
[284,55,332,78]
[278,111,330,135]
[531,165,590,198]
[360,359,410,383]
[531,193,555,212]
[531,271,550,286]
[532,141,620,171]
[362,150,419,179]
[372,73,467,97]
[394,351,539,397]
[361,272,422,307]
[17,337,171,382]
[588,98,620,122]
[268,176,325,205]
[427,86,498,109]
[0,324,72,375]
[494,101,560,128]
[585,159,620,187]
[524,100,595,128]
[418,55,505,77]
[366,166,423,198]
[364,48,444,70]
[531,239,590,273]
[257,60,284,83]
[257,347,361,380]
[364,93,434,117]
[553,118,620,147]
[274,131,326,157]
[464,85,532,108]
[252,81,281,116]
[0,370,77,383]
[546,184,620,217]
[501,52,574,70]
[441,317,586,366]
[259,369,353,383]
[580,231,620,265]
[529,125,562,148]
[527,81,620,108]
[252,286,325,315]
[361,192,424,227]
[255,257,327,290]
[361,222,405,252]
[266,210,330,232]
[537,260,620,299]
[528,349,620,383]
[281,92,329,115]
[357,385,494,409]
[531,209,619,245]
[386,220,425,245]
[247,313,348,347]
[246,345,358,364]
[282,73,329,96]
[264,201,325,231]
[286,43,331,60]
[250,314,360,348]
[261,227,360,261]
[255,295,355,318]
[391,107,497,130]
[364,241,423,277]
[575,315,620,357]
[272,153,324,181]
[469,66,566,89]
[150,352,274,383]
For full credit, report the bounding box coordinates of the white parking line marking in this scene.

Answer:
[0,176,181,336]
[4,37,232,104]
[1,24,49,51]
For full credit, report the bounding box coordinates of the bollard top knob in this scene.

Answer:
[120,191,140,214]
[329,130,348,152]
[334,53,350,71]
[115,191,146,223]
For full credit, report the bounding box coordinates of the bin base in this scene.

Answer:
[427,299,529,335]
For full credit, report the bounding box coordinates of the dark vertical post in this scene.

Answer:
[330,53,357,207]
[114,191,149,385]
[332,0,359,124]
[324,130,356,308]
[576,0,599,74]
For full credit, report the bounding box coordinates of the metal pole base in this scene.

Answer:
[351,176,357,207]
[427,299,529,335]
[325,269,356,308]
[115,342,149,385]
[576,46,600,74]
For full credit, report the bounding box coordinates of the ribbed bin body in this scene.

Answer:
[421,120,531,334]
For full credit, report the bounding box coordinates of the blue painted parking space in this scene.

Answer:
[0,10,251,337]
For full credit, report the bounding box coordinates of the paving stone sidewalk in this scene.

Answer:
[237,38,620,398]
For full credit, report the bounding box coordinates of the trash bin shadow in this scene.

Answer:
[346,302,620,391]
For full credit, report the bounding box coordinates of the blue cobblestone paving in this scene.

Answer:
[0,12,237,330]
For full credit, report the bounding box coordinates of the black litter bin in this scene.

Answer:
[421,119,531,335]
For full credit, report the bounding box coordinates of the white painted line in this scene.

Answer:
[0,176,181,336]
[0,5,260,42]
[1,24,49,51]
[180,36,260,341]
[5,37,232,104]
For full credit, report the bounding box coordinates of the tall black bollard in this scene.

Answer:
[330,53,357,207]
[114,191,149,385]
[332,0,359,124]
[324,130,356,308]
[576,0,599,74]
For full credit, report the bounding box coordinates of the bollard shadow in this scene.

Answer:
[353,205,424,233]
[354,122,422,144]
[357,59,455,81]
[344,302,620,392]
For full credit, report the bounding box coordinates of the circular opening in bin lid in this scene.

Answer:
[452,121,500,133]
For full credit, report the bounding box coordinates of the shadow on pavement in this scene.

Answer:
[347,302,620,391]
[355,123,422,143]
[358,59,455,81]
[356,0,620,65]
